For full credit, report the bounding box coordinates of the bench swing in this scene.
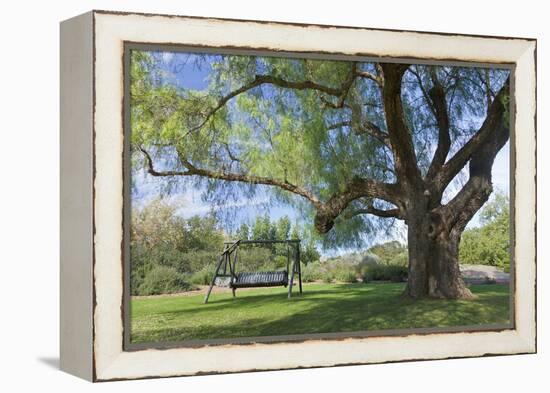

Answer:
[203,239,303,304]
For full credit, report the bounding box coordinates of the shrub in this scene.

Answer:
[334,269,358,283]
[185,250,222,274]
[368,241,408,265]
[188,265,216,286]
[302,260,362,283]
[362,263,408,283]
[362,266,376,283]
[459,192,510,271]
[391,252,409,267]
[137,265,195,295]
[234,247,273,271]
[322,272,334,283]
[387,265,408,282]
[301,262,324,282]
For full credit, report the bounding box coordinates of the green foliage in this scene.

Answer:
[322,272,334,283]
[233,247,274,271]
[130,49,510,251]
[189,266,217,286]
[234,215,320,266]
[130,198,225,295]
[302,242,321,265]
[367,241,408,266]
[459,193,510,271]
[131,201,323,295]
[236,223,250,241]
[138,265,195,295]
[301,262,324,282]
[308,243,406,284]
[480,192,509,224]
[333,269,358,283]
[300,258,360,283]
[275,216,291,241]
[362,264,408,283]
[325,251,380,266]
[251,214,273,240]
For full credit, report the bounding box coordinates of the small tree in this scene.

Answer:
[276,216,292,240]
[236,222,250,241]
[459,193,510,271]
[368,241,408,266]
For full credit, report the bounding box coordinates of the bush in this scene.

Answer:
[301,262,324,282]
[188,265,216,286]
[322,272,334,283]
[137,265,195,295]
[234,246,273,271]
[368,241,408,266]
[184,250,222,274]
[301,260,361,283]
[334,269,358,283]
[459,192,510,271]
[391,252,409,267]
[388,265,408,282]
[273,255,289,269]
[362,263,408,283]
[329,263,358,283]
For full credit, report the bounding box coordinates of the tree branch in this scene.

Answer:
[327,119,391,147]
[356,122,392,147]
[141,145,403,235]
[437,84,510,233]
[426,80,451,180]
[356,70,383,86]
[187,66,359,135]
[314,178,402,233]
[317,63,358,109]
[139,146,190,176]
[380,63,423,186]
[139,147,322,207]
[327,121,352,131]
[222,142,241,163]
[344,205,402,219]
[433,77,509,192]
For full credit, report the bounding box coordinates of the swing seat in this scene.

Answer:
[203,240,302,304]
[230,271,288,288]
[214,275,232,287]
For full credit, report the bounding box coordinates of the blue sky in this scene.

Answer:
[132,50,510,253]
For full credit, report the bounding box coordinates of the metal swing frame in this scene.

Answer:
[203,239,302,304]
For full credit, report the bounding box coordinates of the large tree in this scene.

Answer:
[131,51,510,299]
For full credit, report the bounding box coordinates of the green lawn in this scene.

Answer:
[130,283,510,344]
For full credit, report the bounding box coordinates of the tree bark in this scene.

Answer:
[405,217,473,299]
[405,209,473,299]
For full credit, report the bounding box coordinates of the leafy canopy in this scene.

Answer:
[130,50,509,248]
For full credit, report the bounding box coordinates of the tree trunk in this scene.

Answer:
[404,206,473,299]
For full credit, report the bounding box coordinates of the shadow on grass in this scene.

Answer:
[131,283,510,344]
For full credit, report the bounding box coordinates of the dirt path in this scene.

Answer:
[132,283,298,300]
[132,266,509,300]
[460,264,510,284]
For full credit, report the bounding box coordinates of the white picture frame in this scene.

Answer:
[60,10,536,381]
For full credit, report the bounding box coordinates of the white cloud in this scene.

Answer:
[161,51,174,63]
[175,196,271,218]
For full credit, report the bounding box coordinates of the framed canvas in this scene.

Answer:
[60,10,537,382]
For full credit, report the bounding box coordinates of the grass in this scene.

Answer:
[130,283,510,344]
